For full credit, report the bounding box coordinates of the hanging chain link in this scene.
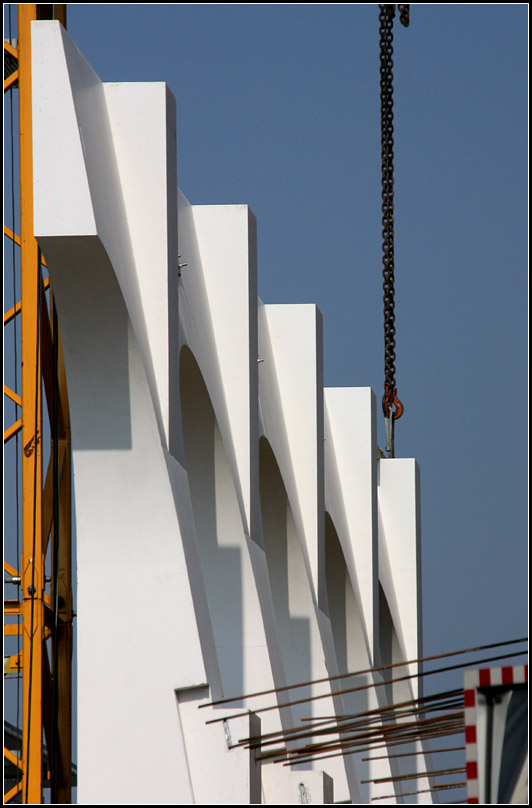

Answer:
[398,4,410,28]
[379,4,408,454]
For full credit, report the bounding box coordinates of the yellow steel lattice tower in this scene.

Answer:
[4,5,73,804]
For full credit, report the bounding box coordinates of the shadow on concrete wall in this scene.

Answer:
[259,436,313,727]
[180,345,244,702]
[41,237,133,451]
[379,582,418,785]
[325,512,371,797]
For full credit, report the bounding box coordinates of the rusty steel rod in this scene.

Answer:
[363,765,466,785]
[275,718,466,768]
[242,700,464,753]
[237,691,467,761]
[199,636,526,710]
[362,744,465,761]
[299,689,463,723]
[241,694,464,749]
[299,697,463,726]
[281,724,465,768]
[371,782,466,801]
[206,648,526,724]
[259,729,465,764]
[255,747,288,762]
[295,687,463,731]
[282,712,465,758]
[244,703,462,753]
[259,724,464,767]
[285,735,465,769]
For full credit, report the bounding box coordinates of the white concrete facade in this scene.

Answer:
[32,21,431,805]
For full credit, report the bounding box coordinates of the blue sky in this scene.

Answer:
[66,2,528,654]
[4,3,528,795]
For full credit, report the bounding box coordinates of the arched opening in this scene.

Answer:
[179,345,245,700]
[325,512,372,797]
[325,512,369,675]
[379,582,412,707]
[378,582,419,785]
[259,436,324,728]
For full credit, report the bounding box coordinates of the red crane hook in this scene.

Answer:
[382,384,404,420]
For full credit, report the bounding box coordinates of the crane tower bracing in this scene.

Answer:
[4,5,72,805]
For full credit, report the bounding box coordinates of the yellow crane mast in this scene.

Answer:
[4,5,73,804]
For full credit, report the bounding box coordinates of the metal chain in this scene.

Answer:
[398,4,410,28]
[379,4,408,455]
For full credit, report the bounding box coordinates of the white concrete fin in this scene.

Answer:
[176,189,219,459]
[78,677,193,804]
[32,21,169,447]
[104,82,178,451]
[258,430,356,802]
[32,21,96,236]
[258,303,325,605]
[245,536,297,734]
[313,608,362,803]
[324,387,378,664]
[31,24,212,803]
[177,188,212,345]
[378,458,423,697]
[190,204,259,540]
[177,688,262,805]
[164,449,223,700]
[179,340,283,737]
[178,198,300,745]
[262,767,334,804]
[256,325,361,800]
[30,18,430,805]
[36,238,209,803]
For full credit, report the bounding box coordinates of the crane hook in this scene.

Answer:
[382,384,404,420]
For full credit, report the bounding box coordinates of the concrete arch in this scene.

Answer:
[325,511,369,680]
[324,511,378,801]
[31,20,429,802]
[259,437,360,799]
[379,581,412,707]
[180,345,274,710]
[378,581,427,790]
[259,435,313,725]
[326,511,415,802]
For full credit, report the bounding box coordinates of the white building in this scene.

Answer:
[32,20,431,804]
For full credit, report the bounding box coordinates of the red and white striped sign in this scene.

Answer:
[464,664,528,804]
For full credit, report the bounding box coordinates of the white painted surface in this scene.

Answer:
[32,22,96,236]
[258,436,359,803]
[324,512,399,803]
[177,688,262,805]
[324,386,378,663]
[191,205,259,541]
[104,81,178,450]
[32,23,208,804]
[262,767,334,804]
[31,19,430,805]
[179,347,279,734]
[258,303,325,605]
[378,458,423,695]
